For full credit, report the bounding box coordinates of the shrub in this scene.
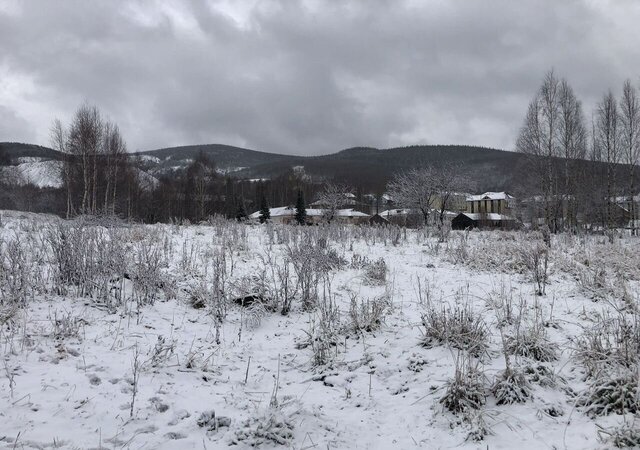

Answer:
[348,294,389,333]
[439,356,486,414]
[232,402,297,446]
[363,258,387,285]
[574,313,640,378]
[598,422,640,448]
[420,303,489,357]
[491,368,531,405]
[577,374,639,417]
[506,322,558,362]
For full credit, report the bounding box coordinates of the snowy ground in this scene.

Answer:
[1,211,639,449]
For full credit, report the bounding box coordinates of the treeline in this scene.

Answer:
[38,104,324,222]
[142,154,320,223]
[517,71,640,232]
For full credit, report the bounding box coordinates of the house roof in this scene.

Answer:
[380,208,413,217]
[455,212,515,221]
[467,192,514,201]
[249,206,368,219]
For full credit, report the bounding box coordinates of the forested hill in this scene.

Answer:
[1,141,531,192]
[137,143,528,192]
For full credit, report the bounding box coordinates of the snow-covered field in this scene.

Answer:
[1,211,639,449]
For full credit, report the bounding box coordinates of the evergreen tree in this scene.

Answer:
[235,198,247,221]
[258,195,270,223]
[295,190,307,225]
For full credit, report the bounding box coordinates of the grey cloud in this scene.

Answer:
[1,0,640,155]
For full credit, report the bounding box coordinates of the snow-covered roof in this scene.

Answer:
[466,192,514,201]
[614,195,640,203]
[380,208,413,217]
[335,209,369,217]
[457,213,515,221]
[249,207,369,219]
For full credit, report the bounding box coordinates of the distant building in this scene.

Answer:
[466,192,514,215]
[368,213,390,226]
[452,192,518,230]
[451,212,518,230]
[363,193,395,215]
[379,208,422,228]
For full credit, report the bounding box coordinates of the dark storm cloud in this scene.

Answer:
[1,0,640,154]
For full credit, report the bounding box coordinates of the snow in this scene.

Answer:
[0,161,63,188]
[249,207,369,219]
[380,208,413,217]
[0,213,638,449]
[467,192,514,201]
[458,212,514,221]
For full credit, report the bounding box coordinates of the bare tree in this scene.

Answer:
[516,71,561,231]
[619,79,640,233]
[594,91,620,228]
[67,104,103,215]
[316,182,353,223]
[50,119,73,218]
[517,71,587,232]
[102,122,126,215]
[433,165,467,228]
[387,167,438,226]
[558,79,587,229]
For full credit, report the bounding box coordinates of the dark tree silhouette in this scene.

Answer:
[295,190,306,225]
[259,195,270,223]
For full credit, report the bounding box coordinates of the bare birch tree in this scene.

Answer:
[594,91,620,228]
[558,79,587,229]
[516,71,560,231]
[67,104,103,215]
[517,71,587,232]
[50,119,73,218]
[619,79,640,233]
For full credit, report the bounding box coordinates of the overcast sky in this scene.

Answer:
[1,0,640,155]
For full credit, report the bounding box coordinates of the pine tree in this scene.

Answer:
[235,198,247,221]
[295,190,307,225]
[259,195,270,223]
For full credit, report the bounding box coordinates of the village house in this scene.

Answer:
[451,192,518,230]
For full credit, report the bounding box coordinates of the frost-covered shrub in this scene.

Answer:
[149,336,176,368]
[517,238,549,295]
[573,313,640,378]
[440,356,486,414]
[287,238,345,309]
[0,237,31,306]
[506,322,558,362]
[420,303,489,357]
[491,368,531,405]
[50,310,84,341]
[348,294,389,333]
[232,403,296,446]
[599,422,640,448]
[577,263,611,300]
[577,374,639,417]
[523,364,562,388]
[363,258,387,285]
[130,239,166,307]
[301,292,341,367]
